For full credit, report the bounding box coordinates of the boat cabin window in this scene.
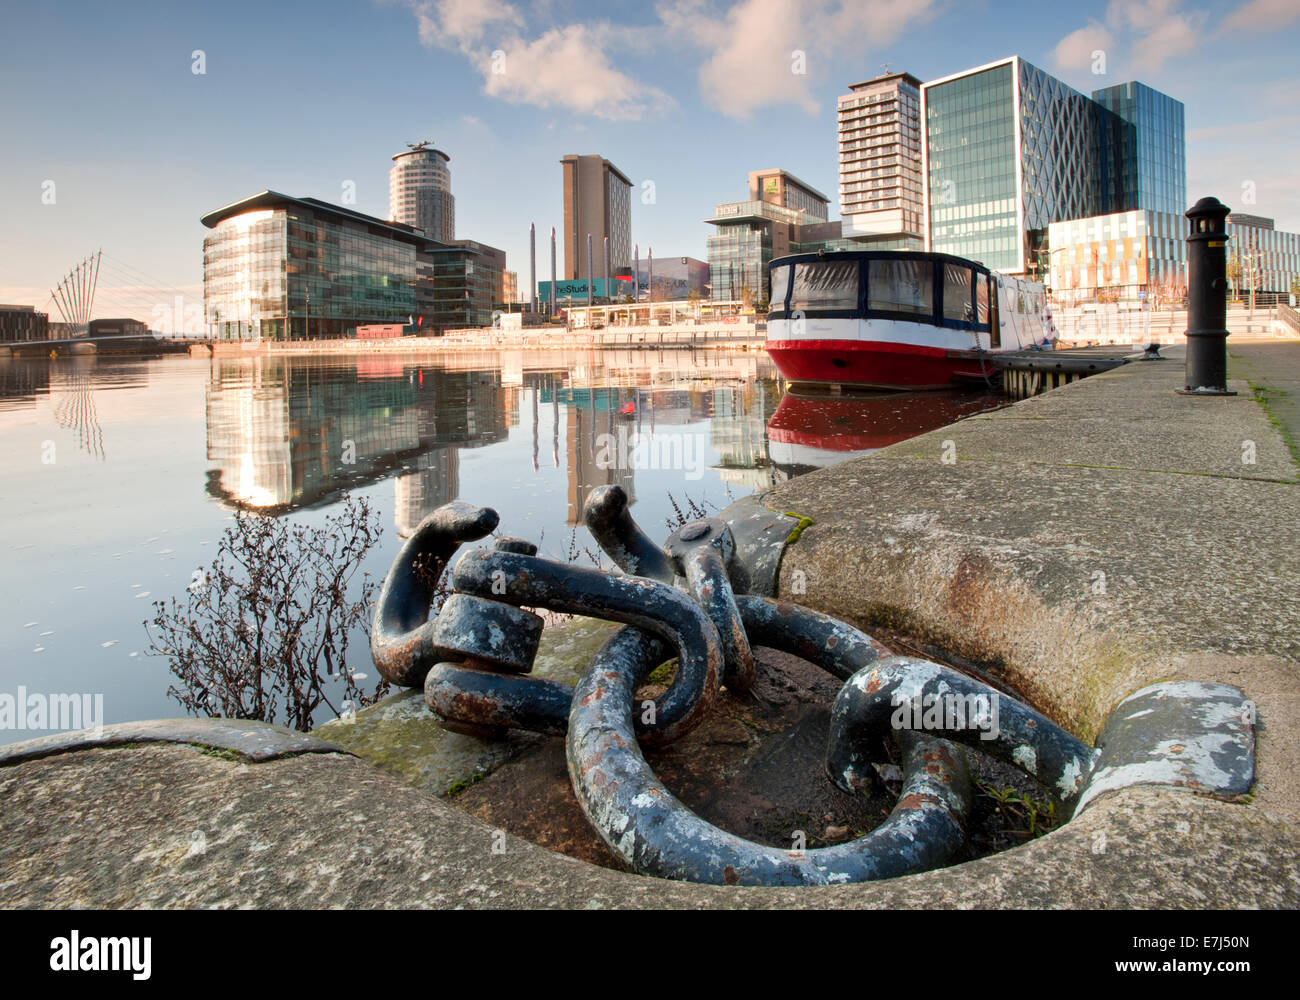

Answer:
[769,264,792,313]
[942,263,974,322]
[868,258,932,316]
[976,273,990,324]
[790,260,858,312]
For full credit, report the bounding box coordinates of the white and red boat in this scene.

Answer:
[765,250,1055,390]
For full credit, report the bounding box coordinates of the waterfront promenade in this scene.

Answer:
[1,340,1297,907]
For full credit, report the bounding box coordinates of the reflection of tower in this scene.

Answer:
[565,396,634,525]
[710,381,781,489]
[394,447,460,536]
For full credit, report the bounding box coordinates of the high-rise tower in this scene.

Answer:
[390,140,455,243]
[560,154,632,281]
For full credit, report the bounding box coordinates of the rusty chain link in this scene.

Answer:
[371,491,1094,886]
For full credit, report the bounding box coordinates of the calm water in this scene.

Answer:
[0,349,1000,743]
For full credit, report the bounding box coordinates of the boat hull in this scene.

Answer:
[766,338,995,391]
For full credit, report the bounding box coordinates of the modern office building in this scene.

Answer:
[561,154,632,281]
[1047,209,1187,304]
[1045,209,1300,304]
[629,256,711,300]
[1091,82,1186,218]
[706,173,837,302]
[1226,214,1300,298]
[202,191,508,339]
[389,140,455,243]
[749,169,830,221]
[202,191,431,340]
[837,72,925,250]
[0,304,50,342]
[417,240,507,330]
[922,56,1182,278]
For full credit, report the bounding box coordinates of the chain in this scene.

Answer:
[370,485,1094,886]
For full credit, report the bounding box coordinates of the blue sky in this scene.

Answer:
[2,0,1297,322]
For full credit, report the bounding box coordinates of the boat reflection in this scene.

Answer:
[767,388,1003,479]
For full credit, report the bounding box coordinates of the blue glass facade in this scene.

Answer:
[1091,82,1186,218]
[924,58,1184,277]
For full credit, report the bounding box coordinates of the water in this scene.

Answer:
[0,349,1000,743]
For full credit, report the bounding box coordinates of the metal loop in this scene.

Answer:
[827,656,1098,804]
[582,485,676,584]
[566,596,973,885]
[442,548,723,744]
[370,502,499,688]
[665,519,755,692]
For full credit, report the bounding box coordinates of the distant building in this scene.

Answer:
[390,141,455,243]
[706,172,837,302]
[629,256,710,300]
[417,240,507,330]
[1226,214,1300,299]
[837,72,924,250]
[201,190,506,339]
[500,270,518,307]
[0,304,49,342]
[88,318,149,338]
[749,169,830,221]
[561,154,632,281]
[922,56,1184,278]
[1047,209,1188,305]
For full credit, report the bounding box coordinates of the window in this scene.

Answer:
[976,273,989,324]
[790,260,858,311]
[942,263,974,321]
[769,264,792,312]
[869,258,932,316]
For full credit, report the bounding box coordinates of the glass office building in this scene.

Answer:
[922,57,1180,277]
[202,191,436,340]
[1091,82,1185,219]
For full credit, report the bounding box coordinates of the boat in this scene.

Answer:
[764,249,1055,390]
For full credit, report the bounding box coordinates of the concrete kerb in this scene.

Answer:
[2,352,1298,907]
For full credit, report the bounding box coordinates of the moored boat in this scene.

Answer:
[765,250,1055,390]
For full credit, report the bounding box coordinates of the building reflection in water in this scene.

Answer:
[205,357,508,528]
[203,349,992,537]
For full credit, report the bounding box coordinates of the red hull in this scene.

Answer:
[766,339,994,390]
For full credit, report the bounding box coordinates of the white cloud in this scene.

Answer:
[401,0,673,121]
[1051,0,1211,77]
[1052,23,1115,72]
[1108,0,1207,72]
[480,25,673,120]
[1223,0,1300,32]
[659,0,939,119]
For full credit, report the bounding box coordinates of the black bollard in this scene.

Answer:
[1178,196,1237,395]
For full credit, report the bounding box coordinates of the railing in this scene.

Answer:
[1279,303,1300,336]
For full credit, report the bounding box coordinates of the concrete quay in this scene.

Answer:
[2,340,1298,908]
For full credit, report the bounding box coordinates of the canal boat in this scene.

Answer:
[764,250,1055,390]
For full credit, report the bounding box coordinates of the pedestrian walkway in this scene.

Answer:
[1230,339,1300,467]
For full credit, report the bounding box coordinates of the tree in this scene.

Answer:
[145,494,388,732]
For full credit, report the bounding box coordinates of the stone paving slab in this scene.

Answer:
[1,741,1294,908]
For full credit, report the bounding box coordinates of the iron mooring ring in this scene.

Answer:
[827,657,1098,808]
[437,548,725,747]
[371,502,499,688]
[566,596,974,886]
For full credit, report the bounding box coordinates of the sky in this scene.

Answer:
[2,0,1298,324]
